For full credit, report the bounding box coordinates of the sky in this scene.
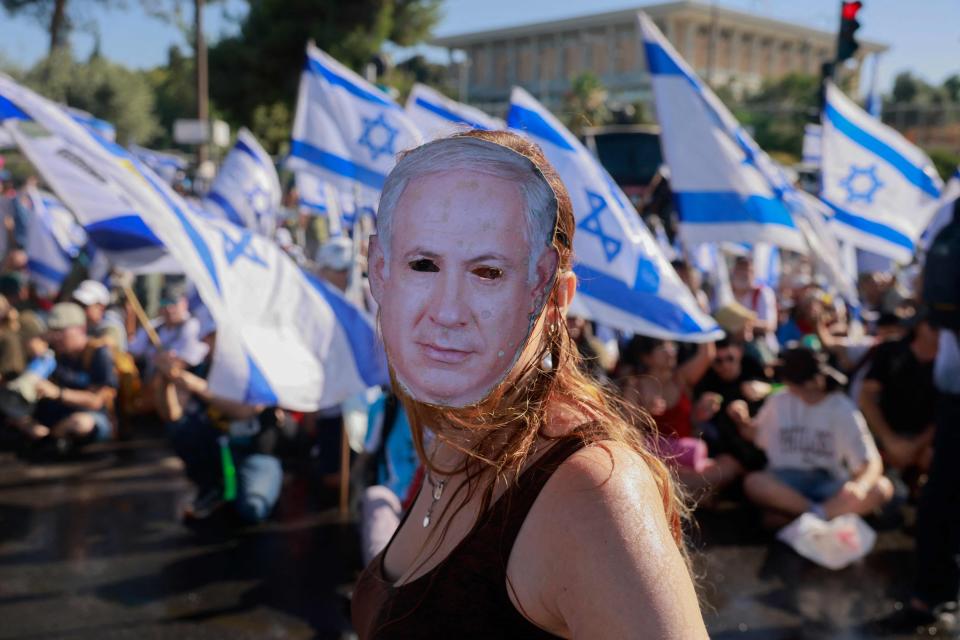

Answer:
[0,0,957,93]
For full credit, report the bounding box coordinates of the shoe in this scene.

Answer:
[182,487,225,522]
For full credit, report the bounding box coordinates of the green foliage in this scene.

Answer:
[143,45,196,148]
[563,71,610,135]
[2,0,126,52]
[250,101,292,156]
[737,73,820,159]
[18,48,159,144]
[929,148,960,182]
[208,0,441,129]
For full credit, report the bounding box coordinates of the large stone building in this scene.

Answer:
[432,1,887,113]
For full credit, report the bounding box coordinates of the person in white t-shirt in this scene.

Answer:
[739,346,893,521]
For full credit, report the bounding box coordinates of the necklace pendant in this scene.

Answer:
[432,482,444,501]
[422,514,431,528]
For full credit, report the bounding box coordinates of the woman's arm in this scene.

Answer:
[509,442,708,639]
[678,341,716,388]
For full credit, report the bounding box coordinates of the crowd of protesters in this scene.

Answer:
[2,170,959,632]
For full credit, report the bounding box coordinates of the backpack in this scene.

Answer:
[82,337,142,420]
[923,214,960,331]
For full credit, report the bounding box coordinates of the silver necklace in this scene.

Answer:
[422,472,446,528]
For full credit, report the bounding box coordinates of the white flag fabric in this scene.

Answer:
[0,98,180,274]
[821,82,943,263]
[638,13,806,253]
[25,188,85,296]
[295,171,345,237]
[405,83,504,140]
[0,74,388,411]
[288,43,422,203]
[64,106,116,142]
[802,124,822,166]
[922,169,960,249]
[129,144,187,185]
[204,128,281,236]
[507,87,722,342]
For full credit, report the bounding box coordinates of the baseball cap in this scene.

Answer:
[72,280,110,307]
[776,346,848,386]
[18,311,46,342]
[47,302,87,330]
[315,237,353,272]
[159,281,188,307]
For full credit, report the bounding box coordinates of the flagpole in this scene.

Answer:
[122,282,162,349]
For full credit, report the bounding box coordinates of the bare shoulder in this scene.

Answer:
[510,439,707,638]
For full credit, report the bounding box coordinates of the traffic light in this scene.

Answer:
[837,1,863,62]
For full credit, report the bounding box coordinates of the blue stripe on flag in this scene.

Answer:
[305,271,389,387]
[289,140,388,190]
[824,103,940,199]
[506,105,575,151]
[84,215,164,251]
[0,95,29,121]
[825,201,914,253]
[674,191,796,228]
[413,96,492,130]
[207,190,246,227]
[299,199,328,214]
[27,258,67,284]
[305,56,398,110]
[136,161,222,295]
[643,42,686,76]
[573,263,706,334]
[234,139,265,167]
[244,352,279,406]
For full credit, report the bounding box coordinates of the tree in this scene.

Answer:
[18,48,160,144]
[737,73,820,160]
[143,45,197,147]
[208,0,441,133]
[0,0,129,53]
[563,72,610,135]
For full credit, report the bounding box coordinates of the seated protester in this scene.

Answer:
[23,303,117,452]
[356,391,418,565]
[129,281,208,374]
[694,337,772,488]
[0,293,24,381]
[858,315,939,475]
[154,335,283,524]
[742,347,894,522]
[567,315,616,383]
[818,310,908,402]
[714,300,771,367]
[732,255,779,357]
[620,337,719,494]
[72,279,128,351]
[776,290,825,348]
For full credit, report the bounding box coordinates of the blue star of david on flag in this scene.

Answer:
[245,184,271,218]
[579,190,622,262]
[219,227,267,268]
[840,164,884,204]
[357,112,399,161]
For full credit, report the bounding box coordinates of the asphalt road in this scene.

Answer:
[0,426,938,639]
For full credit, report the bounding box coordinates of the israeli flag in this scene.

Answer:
[405,83,504,140]
[790,189,860,303]
[295,171,344,236]
[64,106,116,142]
[922,169,960,249]
[0,92,180,274]
[25,188,86,296]
[205,128,281,236]
[507,87,722,342]
[288,43,422,202]
[0,73,388,410]
[802,124,822,166]
[129,144,187,185]
[752,243,780,289]
[638,14,806,253]
[821,81,943,263]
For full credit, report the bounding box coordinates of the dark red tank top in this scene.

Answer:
[350,436,588,639]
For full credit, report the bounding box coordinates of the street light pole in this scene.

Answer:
[195,0,209,165]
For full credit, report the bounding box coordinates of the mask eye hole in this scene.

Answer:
[473,266,503,280]
[409,258,439,273]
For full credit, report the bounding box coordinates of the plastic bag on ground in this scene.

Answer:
[776,512,877,570]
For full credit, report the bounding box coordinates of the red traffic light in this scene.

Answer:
[841,1,863,21]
